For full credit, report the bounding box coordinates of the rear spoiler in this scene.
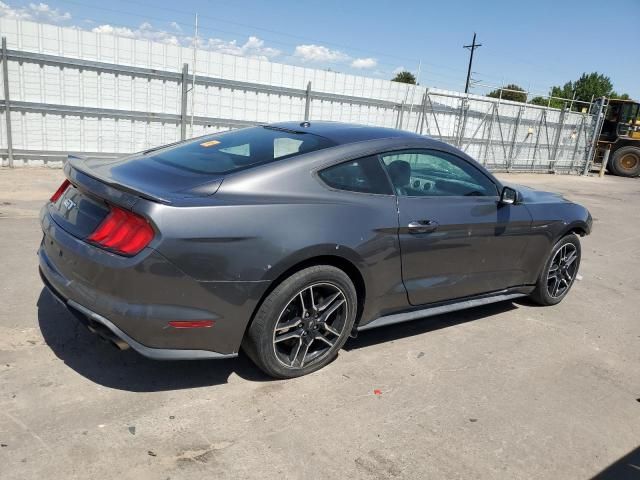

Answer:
[65,155,173,205]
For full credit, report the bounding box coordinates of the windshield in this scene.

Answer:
[142,126,336,175]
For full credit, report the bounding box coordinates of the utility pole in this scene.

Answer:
[463,33,482,94]
[189,13,198,137]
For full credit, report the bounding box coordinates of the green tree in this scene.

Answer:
[571,72,614,104]
[549,72,631,109]
[529,96,549,106]
[392,71,416,84]
[487,84,527,103]
[527,73,631,110]
[611,92,630,100]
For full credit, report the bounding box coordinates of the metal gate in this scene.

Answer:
[397,90,595,174]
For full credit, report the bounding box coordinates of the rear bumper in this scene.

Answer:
[40,269,234,360]
[39,207,269,359]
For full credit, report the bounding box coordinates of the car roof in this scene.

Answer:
[267,121,425,145]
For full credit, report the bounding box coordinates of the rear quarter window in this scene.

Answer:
[319,155,393,195]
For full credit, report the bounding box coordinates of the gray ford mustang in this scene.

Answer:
[39,122,592,378]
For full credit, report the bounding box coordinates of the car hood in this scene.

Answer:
[504,183,574,205]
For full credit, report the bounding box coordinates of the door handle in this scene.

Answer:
[408,220,439,234]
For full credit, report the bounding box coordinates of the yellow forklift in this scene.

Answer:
[595,98,640,177]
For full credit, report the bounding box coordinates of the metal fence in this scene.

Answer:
[410,91,597,173]
[0,22,598,173]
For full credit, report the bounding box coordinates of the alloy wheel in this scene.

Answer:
[546,243,578,298]
[272,282,348,369]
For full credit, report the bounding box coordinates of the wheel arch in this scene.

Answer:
[565,225,588,237]
[243,253,367,340]
[559,218,591,239]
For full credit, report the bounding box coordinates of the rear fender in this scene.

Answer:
[261,243,370,286]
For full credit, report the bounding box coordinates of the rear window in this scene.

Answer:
[142,126,336,175]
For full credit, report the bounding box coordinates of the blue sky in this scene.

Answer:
[2,0,639,99]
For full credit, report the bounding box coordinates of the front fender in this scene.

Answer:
[560,211,593,238]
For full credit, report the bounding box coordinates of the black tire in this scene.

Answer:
[605,158,613,173]
[243,265,358,379]
[529,234,581,306]
[609,146,640,177]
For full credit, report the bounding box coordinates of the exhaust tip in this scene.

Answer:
[111,338,130,351]
[87,322,130,351]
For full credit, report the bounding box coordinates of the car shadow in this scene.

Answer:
[37,288,272,392]
[345,300,520,350]
[590,445,640,479]
[38,287,521,391]
[513,296,545,308]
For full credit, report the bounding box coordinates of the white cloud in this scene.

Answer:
[0,2,390,72]
[294,44,349,63]
[0,4,299,64]
[205,35,280,60]
[28,2,70,22]
[0,1,71,23]
[92,22,180,46]
[91,22,280,59]
[351,57,377,69]
[92,24,135,37]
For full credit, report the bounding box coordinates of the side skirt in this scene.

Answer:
[357,289,531,332]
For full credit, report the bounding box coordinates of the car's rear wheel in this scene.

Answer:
[529,234,581,306]
[243,265,357,378]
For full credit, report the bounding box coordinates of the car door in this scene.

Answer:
[380,149,533,306]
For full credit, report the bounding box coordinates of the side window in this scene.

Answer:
[621,103,639,124]
[219,144,250,156]
[380,150,498,197]
[319,155,393,195]
[274,137,303,158]
[607,103,621,122]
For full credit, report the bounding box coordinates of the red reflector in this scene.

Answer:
[168,320,215,329]
[87,205,154,256]
[50,179,71,202]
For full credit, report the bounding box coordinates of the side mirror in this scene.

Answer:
[500,186,518,205]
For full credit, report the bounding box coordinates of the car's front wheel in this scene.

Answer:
[529,234,581,306]
[243,265,358,378]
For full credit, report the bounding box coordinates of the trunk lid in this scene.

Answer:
[67,153,224,205]
[49,182,111,239]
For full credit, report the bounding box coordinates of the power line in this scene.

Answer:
[14,0,564,95]
[51,0,423,66]
[61,0,549,92]
[50,0,482,79]
[45,0,482,84]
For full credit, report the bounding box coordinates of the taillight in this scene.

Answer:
[87,205,154,256]
[50,179,71,202]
